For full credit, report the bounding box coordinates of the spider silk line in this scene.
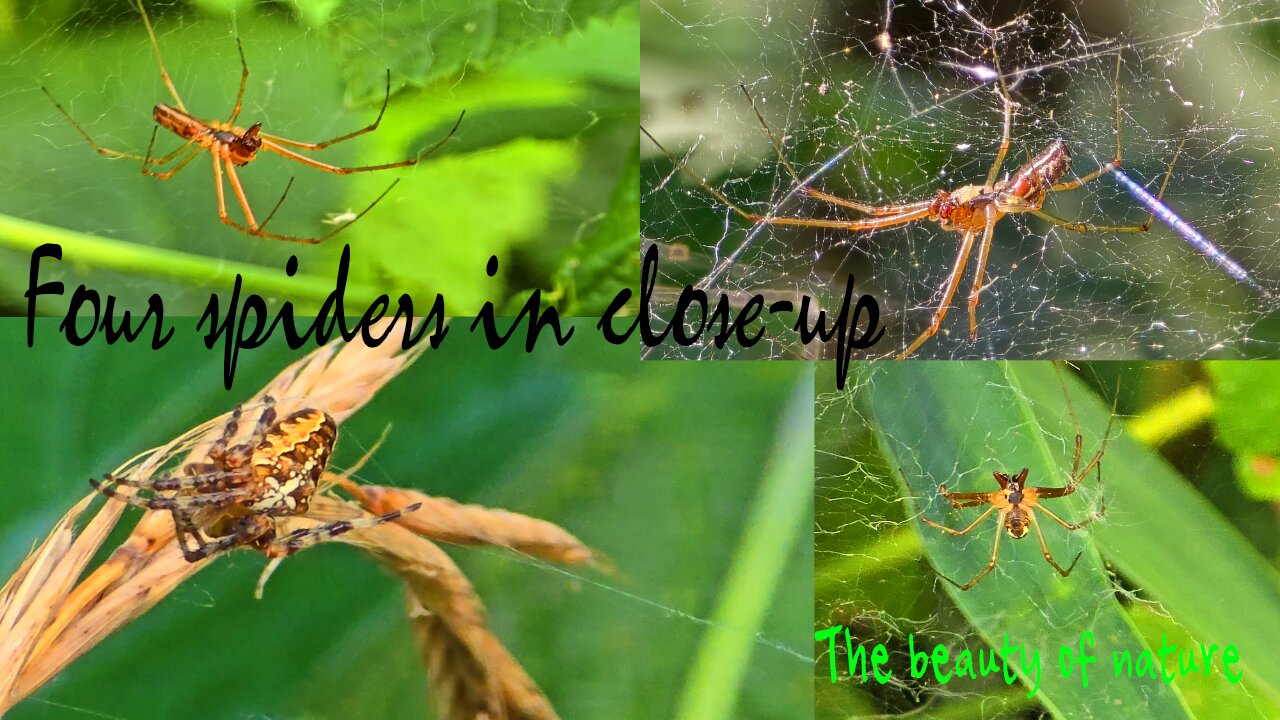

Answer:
[492,549,813,664]
[28,698,129,720]
[645,142,860,361]
[1110,167,1272,299]
[338,451,811,664]
[698,144,858,293]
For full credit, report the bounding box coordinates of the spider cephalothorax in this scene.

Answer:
[91,397,416,562]
[995,468,1031,539]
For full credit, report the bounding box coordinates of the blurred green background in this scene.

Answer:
[815,361,1280,719]
[0,0,638,316]
[0,320,811,719]
[642,0,1280,359]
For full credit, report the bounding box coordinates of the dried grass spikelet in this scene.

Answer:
[0,319,593,720]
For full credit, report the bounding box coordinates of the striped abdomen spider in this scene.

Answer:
[42,0,463,244]
[642,51,1176,358]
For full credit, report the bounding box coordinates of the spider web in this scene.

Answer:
[642,0,1280,360]
[813,362,1280,718]
[813,364,1117,717]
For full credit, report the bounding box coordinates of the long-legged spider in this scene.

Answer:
[641,50,1174,358]
[90,396,420,562]
[42,0,464,244]
[917,367,1115,591]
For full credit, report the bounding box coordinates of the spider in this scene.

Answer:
[41,0,464,244]
[90,396,420,562]
[641,50,1172,358]
[917,368,1115,591]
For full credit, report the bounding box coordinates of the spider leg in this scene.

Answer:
[149,470,248,493]
[90,475,239,510]
[1050,52,1125,193]
[1029,510,1084,577]
[1042,50,1176,236]
[172,511,216,562]
[895,227,980,359]
[182,515,274,562]
[222,156,262,228]
[983,45,1015,191]
[258,110,465,172]
[215,154,295,240]
[798,190,933,216]
[258,69,391,150]
[141,135,203,180]
[216,152,397,243]
[1034,484,1078,500]
[640,126,933,230]
[1034,502,1100,532]
[102,468,242,489]
[133,487,254,511]
[736,84,926,216]
[1031,209,1151,234]
[936,484,990,508]
[263,501,424,558]
[966,205,998,340]
[945,497,989,509]
[132,0,187,112]
[743,206,932,231]
[247,396,278,441]
[206,403,245,465]
[934,511,1005,591]
[227,38,249,124]
[140,126,197,170]
[215,164,295,238]
[1036,459,1106,520]
[90,475,149,507]
[41,87,189,164]
[1034,457,1104,499]
[920,503,998,536]
[1040,377,1117,497]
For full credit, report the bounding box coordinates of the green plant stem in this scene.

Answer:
[673,373,814,720]
[0,213,387,308]
[1127,382,1215,447]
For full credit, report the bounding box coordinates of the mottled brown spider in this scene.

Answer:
[90,397,419,562]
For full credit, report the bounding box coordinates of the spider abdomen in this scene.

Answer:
[153,103,204,142]
[247,409,338,516]
[1004,506,1030,538]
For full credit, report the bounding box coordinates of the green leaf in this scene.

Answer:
[545,137,638,314]
[858,361,1280,717]
[330,1,633,104]
[3,0,635,315]
[1206,361,1280,455]
[1206,361,1280,500]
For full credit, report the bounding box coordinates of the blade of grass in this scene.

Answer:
[0,212,386,309]
[861,361,1191,718]
[1020,363,1280,703]
[673,373,814,720]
